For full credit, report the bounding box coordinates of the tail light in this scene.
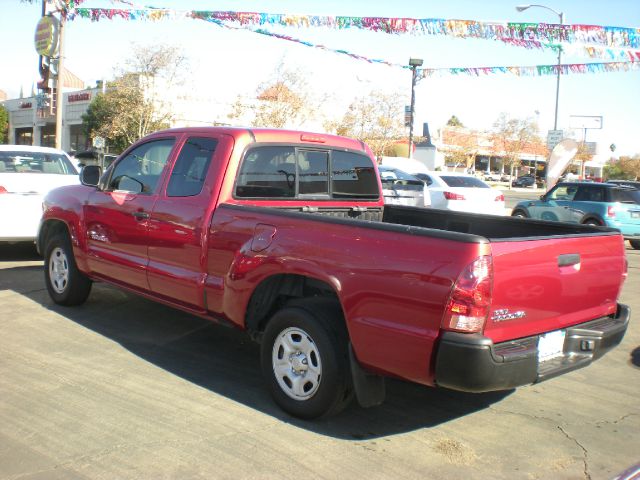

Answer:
[607,206,616,218]
[442,256,493,333]
[495,194,505,202]
[0,186,7,194]
[444,191,465,200]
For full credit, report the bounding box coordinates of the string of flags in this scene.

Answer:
[421,61,640,77]
[62,6,639,49]
[58,2,640,77]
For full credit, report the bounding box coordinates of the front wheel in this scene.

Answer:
[630,239,640,250]
[44,232,92,306]
[261,299,352,419]
[511,209,528,218]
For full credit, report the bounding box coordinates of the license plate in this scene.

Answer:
[538,330,566,362]
[631,212,640,218]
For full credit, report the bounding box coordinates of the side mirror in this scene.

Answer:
[81,165,102,187]
[540,194,547,201]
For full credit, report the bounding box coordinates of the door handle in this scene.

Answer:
[132,211,150,220]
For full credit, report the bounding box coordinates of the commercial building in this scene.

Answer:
[2,70,93,153]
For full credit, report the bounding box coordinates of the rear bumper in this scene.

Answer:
[435,303,630,393]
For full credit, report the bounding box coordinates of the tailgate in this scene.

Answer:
[485,233,626,343]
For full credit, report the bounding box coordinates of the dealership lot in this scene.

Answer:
[0,242,638,480]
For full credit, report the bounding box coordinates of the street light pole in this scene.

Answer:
[516,4,564,131]
[408,58,423,159]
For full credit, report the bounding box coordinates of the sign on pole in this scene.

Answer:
[569,115,603,130]
[34,15,60,58]
[546,130,563,150]
[404,105,412,127]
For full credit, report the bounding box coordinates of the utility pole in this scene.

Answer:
[407,58,423,159]
[54,9,65,149]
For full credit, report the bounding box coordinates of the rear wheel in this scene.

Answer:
[261,298,352,419]
[582,219,603,226]
[44,232,92,306]
[630,240,640,250]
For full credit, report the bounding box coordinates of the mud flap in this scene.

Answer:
[349,344,385,408]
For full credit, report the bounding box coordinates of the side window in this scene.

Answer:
[235,146,378,200]
[574,186,604,202]
[167,137,218,197]
[331,150,378,199]
[549,185,577,201]
[109,139,175,194]
[298,150,329,196]
[236,146,296,198]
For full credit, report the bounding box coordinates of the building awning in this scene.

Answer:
[61,69,85,89]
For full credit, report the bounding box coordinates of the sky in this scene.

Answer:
[1,0,639,157]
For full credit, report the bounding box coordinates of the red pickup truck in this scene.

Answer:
[38,127,630,419]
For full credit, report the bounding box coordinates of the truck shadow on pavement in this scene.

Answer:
[5,263,512,439]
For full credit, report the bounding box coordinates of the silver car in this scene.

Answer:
[378,166,430,207]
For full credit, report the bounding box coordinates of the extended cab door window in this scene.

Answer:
[166,137,218,197]
[108,139,175,194]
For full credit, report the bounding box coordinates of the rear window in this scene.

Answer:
[235,146,378,200]
[440,176,489,188]
[0,151,77,175]
[610,187,640,204]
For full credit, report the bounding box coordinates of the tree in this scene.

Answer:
[573,142,595,179]
[228,62,316,129]
[490,113,540,187]
[446,115,464,127]
[82,44,186,153]
[441,128,479,172]
[325,90,407,157]
[0,104,8,144]
[605,155,640,180]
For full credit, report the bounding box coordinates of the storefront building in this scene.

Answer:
[2,86,98,154]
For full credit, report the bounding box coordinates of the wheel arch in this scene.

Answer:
[580,214,605,226]
[244,273,344,341]
[37,219,71,256]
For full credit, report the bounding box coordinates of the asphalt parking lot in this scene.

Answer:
[0,241,638,480]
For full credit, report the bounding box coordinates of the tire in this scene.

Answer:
[630,240,640,250]
[261,298,353,419]
[44,232,92,306]
[511,209,528,218]
[582,219,602,226]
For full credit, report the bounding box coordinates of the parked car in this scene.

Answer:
[511,181,640,249]
[512,175,536,188]
[483,172,501,182]
[607,179,640,189]
[415,172,506,215]
[0,145,79,242]
[378,165,430,207]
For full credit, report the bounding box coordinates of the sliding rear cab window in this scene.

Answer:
[235,146,378,200]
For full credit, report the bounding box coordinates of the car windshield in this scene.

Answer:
[440,175,489,188]
[0,151,77,175]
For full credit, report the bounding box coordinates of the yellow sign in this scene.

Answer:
[34,16,60,58]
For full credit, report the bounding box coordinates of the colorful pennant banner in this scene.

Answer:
[65,7,640,49]
[59,2,640,77]
[421,61,640,77]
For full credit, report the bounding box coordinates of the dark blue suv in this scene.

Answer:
[512,182,640,249]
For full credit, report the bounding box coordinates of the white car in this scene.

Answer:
[0,145,79,242]
[414,172,506,215]
[378,165,431,207]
